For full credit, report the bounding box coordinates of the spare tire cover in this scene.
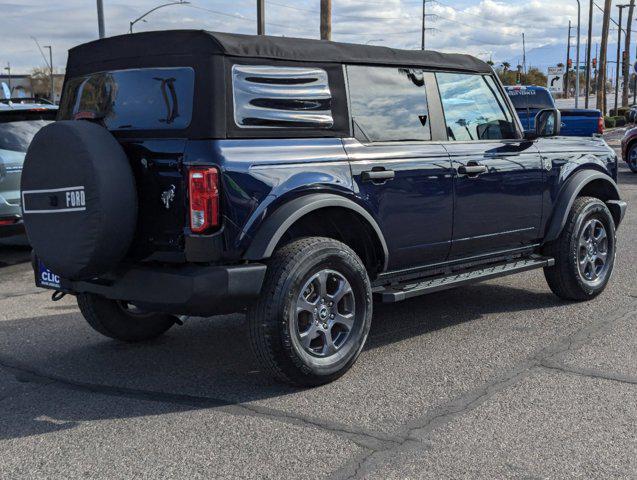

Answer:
[21,121,137,280]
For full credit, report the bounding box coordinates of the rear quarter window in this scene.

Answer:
[507,88,554,110]
[59,67,194,131]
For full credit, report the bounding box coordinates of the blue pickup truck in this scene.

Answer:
[506,85,603,137]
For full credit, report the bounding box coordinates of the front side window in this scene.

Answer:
[347,65,431,142]
[59,67,194,131]
[437,73,517,141]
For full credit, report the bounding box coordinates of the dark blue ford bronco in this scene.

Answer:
[21,31,626,386]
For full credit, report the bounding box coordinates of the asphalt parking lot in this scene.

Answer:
[1,132,635,479]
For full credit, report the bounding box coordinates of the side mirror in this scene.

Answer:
[534,108,561,138]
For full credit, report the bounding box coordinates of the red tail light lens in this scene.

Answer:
[598,116,605,135]
[189,167,219,233]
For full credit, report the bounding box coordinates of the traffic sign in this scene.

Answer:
[548,66,565,76]
[547,73,564,94]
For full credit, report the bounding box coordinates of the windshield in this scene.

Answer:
[58,67,195,131]
[0,118,53,152]
[507,89,554,110]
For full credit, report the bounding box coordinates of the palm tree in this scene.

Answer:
[502,62,511,72]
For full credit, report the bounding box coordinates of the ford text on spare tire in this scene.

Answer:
[21,31,627,387]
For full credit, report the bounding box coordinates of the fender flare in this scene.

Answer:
[543,170,622,243]
[244,193,389,271]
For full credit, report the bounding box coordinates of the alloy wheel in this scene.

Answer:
[294,269,356,357]
[577,218,611,286]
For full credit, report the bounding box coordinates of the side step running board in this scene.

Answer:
[377,256,555,303]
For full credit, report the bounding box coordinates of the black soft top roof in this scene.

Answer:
[67,30,491,74]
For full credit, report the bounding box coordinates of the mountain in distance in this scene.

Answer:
[503,41,622,73]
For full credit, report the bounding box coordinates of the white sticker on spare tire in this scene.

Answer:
[21,186,87,214]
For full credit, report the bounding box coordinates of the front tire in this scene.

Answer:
[77,293,176,342]
[543,197,616,301]
[627,144,637,173]
[248,237,373,387]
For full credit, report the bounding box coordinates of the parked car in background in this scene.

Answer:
[0,101,57,240]
[21,31,625,386]
[506,85,603,137]
[621,126,637,172]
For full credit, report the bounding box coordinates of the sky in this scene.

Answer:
[0,0,632,74]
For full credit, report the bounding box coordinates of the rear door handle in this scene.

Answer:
[361,169,395,184]
[457,165,488,177]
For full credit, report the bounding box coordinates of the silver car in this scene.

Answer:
[0,101,57,240]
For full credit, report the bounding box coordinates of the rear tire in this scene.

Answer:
[543,197,616,301]
[77,293,176,342]
[248,237,372,387]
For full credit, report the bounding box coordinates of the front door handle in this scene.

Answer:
[457,165,488,177]
[362,169,395,184]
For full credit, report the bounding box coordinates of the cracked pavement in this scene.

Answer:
[0,133,635,479]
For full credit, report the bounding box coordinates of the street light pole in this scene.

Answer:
[96,0,105,38]
[585,0,594,107]
[130,1,190,34]
[575,0,581,108]
[44,46,53,103]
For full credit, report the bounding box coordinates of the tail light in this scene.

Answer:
[598,116,605,135]
[188,167,219,233]
[0,218,18,226]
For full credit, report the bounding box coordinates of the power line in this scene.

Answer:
[432,0,531,30]
[267,0,432,21]
[185,3,306,31]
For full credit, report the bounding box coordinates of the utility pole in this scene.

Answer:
[566,21,572,99]
[575,0,581,108]
[597,0,612,114]
[421,0,426,50]
[257,0,265,35]
[585,0,594,107]
[320,0,331,41]
[44,46,53,103]
[615,4,629,113]
[96,0,105,38]
[623,0,635,106]
[522,33,527,76]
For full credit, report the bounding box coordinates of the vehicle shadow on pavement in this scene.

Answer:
[0,245,31,268]
[0,282,561,441]
[617,169,637,186]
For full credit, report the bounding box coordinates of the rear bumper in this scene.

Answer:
[46,262,267,317]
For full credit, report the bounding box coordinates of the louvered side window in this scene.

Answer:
[232,65,334,129]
